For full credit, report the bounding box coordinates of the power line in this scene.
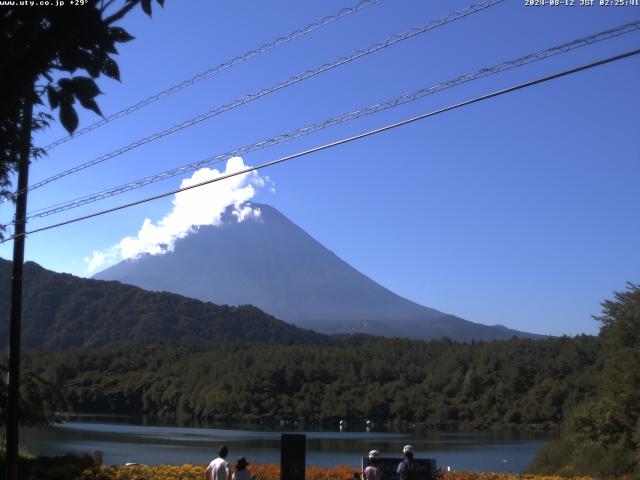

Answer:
[26,0,504,193]
[22,20,640,222]
[42,0,382,152]
[3,48,638,244]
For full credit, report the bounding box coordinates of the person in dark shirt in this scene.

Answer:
[232,456,251,480]
[397,445,417,480]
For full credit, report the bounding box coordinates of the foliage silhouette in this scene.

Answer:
[0,0,164,238]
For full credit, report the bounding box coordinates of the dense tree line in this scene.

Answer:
[24,335,601,431]
[0,362,67,427]
[529,283,640,477]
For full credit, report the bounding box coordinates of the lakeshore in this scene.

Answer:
[22,419,550,473]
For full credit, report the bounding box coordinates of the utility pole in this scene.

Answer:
[5,95,33,480]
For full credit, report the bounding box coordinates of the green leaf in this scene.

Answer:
[69,48,97,72]
[57,80,77,105]
[104,42,119,55]
[109,26,135,43]
[141,0,152,16]
[47,86,60,109]
[57,49,80,74]
[57,78,73,90]
[86,57,101,78]
[156,0,165,6]
[59,101,79,134]
[78,97,103,117]
[70,76,101,99]
[101,57,120,81]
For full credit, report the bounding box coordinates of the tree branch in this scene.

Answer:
[104,0,139,25]
[101,0,118,14]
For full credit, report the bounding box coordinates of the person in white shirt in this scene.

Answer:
[204,445,232,480]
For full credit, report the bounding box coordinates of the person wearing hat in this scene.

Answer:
[397,445,417,480]
[363,450,384,480]
[232,456,251,480]
[204,446,232,480]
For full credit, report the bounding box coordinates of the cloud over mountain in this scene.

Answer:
[85,156,264,273]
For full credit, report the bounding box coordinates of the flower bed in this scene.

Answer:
[85,464,596,480]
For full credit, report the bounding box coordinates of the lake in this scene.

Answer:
[22,417,551,473]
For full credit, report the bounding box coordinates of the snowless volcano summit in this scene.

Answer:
[94,203,541,341]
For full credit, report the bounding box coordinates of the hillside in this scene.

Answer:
[95,203,542,341]
[0,258,327,349]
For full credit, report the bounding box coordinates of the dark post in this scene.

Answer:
[5,96,33,480]
[281,433,305,480]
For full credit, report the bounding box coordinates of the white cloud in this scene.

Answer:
[232,203,262,223]
[85,156,263,273]
[265,175,276,194]
[84,249,116,273]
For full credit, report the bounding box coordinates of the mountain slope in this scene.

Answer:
[0,258,328,349]
[94,203,542,341]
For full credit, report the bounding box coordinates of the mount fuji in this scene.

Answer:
[94,203,542,341]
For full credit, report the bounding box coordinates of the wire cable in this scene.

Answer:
[23,20,640,221]
[26,0,504,193]
[42,0,382,152]
[3,47,637,244]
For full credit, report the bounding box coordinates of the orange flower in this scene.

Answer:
[82,464,600,480]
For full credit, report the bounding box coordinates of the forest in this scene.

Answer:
[1,257,602,431]
[0,259,327,349]
[22,335,601,430]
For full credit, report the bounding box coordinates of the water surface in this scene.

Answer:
[23,417,550,473]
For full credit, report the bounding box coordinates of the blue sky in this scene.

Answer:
[1,0,639,336]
